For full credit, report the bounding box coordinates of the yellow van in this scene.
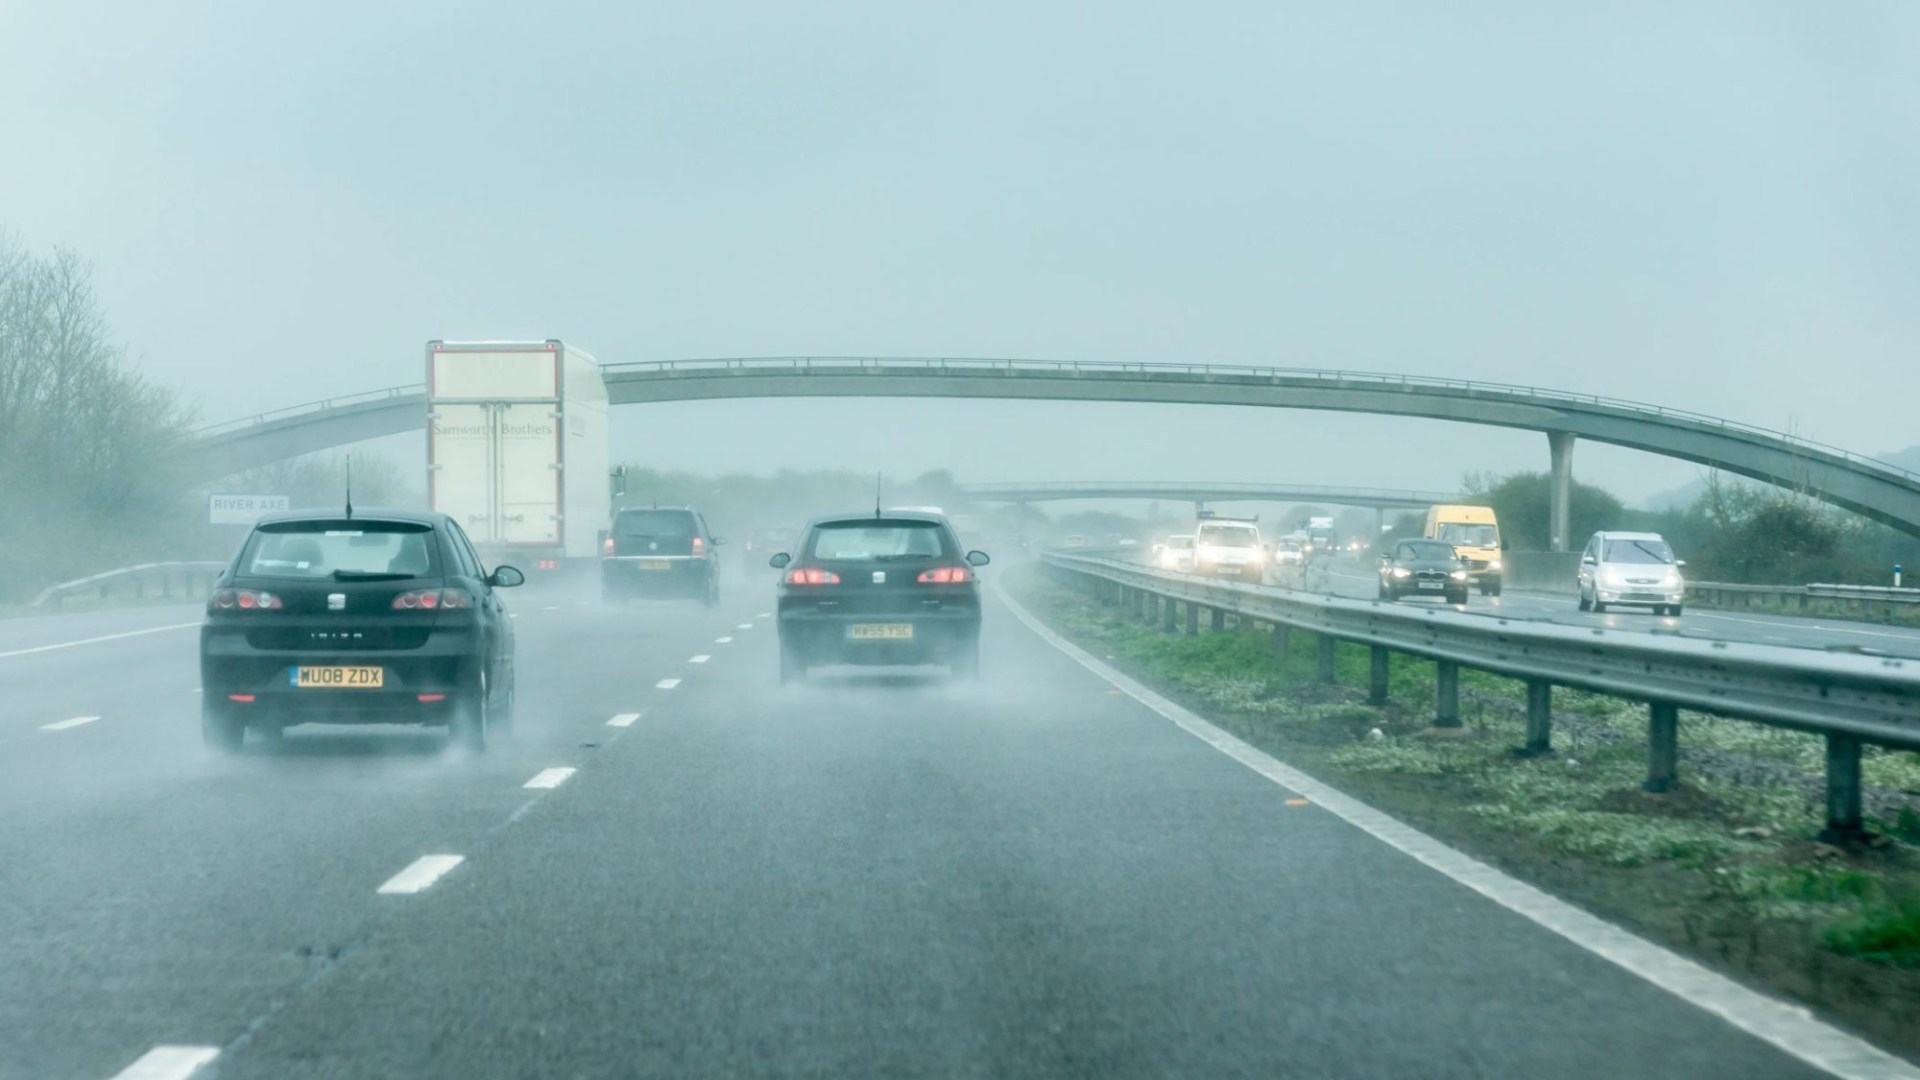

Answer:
[1423,505,1503,596]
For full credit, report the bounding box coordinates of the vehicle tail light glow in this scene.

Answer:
[602,536,615,556]
[393,588,473,610]
[417,693,447,703]
[784,567,841,586]
[916,566,972,584]
[227,693,256,703]
[536,559,558,571]
[212,589,282,611]
[691,536,705,556]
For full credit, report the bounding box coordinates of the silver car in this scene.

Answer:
[1577,531,1686,615]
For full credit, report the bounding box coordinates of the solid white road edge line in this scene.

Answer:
[689,654,710,663]
[993,582,1920,1080]
[0,621,198,660]
[655,678,681,690]
[376,854,465,896]
[607,712,642,727]
[523,767,576,790]
[109,1044,220,1080]
[40,715,100,732]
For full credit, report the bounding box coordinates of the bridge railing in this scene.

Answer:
[190,383,425,440]
[31,561,229,610]
[960,480,1464,503]
[1041,550,1920,842]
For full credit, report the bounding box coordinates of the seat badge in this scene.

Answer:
[328,592,346,611]
[872,571,886,584]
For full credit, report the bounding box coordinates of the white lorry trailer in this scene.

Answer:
[425,340,609,577]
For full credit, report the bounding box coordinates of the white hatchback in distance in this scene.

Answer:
[1577,531,1686,615]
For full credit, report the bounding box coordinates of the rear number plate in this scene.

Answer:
[849,623,914,641]
[637,559,671,570]
[292,665,384,689]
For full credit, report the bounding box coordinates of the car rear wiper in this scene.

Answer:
[332,570,415,581]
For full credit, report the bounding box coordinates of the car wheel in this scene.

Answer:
[490,663,515,738]
[1592,599,1607,614]
[1489,583,1503,597]
[1377,582,1389,600]
[1578,590,1591,612]
[255,720,285,748]
[202,701,244,754]
[1449,591,1467,605]
[952,637,981,680]
[451,671,488,752]
[779,641,805,685]
[703,574,720,609]
[1669,604,1683,617]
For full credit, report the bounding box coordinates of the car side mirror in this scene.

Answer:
[489,566,525,588]
[966,550,990,567]
[1581,556,1596,565]
[1675,559,1687,568]
[769,552,791,569]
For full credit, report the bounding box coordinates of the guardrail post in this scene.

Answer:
[1316,636,1336,683]
[1433,661,1460,727]
[1519,680,1553,756]
[1131,588,1146,619]
[1162,596,1177,633]
[1185,602,1199,635]
[1209,607,1226,632]
[1367,647,1388,705]
[1821,734,1865,843]
[1645,703,1679,793]
[1272,623,1290,659]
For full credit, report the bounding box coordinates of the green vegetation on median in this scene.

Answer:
[1014,564,1920,1046]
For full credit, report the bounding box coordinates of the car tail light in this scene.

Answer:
[691,536,706,556]
[393,588,473,610]
[536,559,558,571]
[916,566,972,584]
[784,567,841,586]
[602,536,615,556]
[212,588,282,611]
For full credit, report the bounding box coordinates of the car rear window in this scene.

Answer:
[241,520,439,580]
[809,520,950,560]
[615,510,697,540]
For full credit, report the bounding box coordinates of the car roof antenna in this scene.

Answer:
[344,455,354,521]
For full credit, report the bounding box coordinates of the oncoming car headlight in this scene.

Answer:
[1450,570,1467,580]
[1391,568,1411,578]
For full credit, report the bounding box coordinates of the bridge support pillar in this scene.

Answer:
[1645,703,1679,793]
[1433,661,1461,728]
[1316,636,1337,683]
[1367,647,1389,705]
[1185,602,1199,636]
[1209,607,1226,632]
[1821,734,1866,843]
[1548,431,1576,552]
[1518,680,1553,756]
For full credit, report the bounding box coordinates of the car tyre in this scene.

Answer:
[703,573,720,609]
[451,671,488,753]
[1578,590,1591,612]
[779,640,805,685]
[1669,604,1683,617]
[1592,599,1607,613]
[952,637,981,681]
[202,701,244,754]
[490,663,515,739]
[1489,582,1503,597]
[1448,591,1467,605]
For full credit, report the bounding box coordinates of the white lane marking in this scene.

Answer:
[110,1045,220,1080]
[737,623,754,630]
[715,636,733,644]
[1687,611,1920,645]
[607,712,642,728]
[542,605,559,611]
[523,767,576,790]
[655,677,681,690]
[994,583,1920,1080]
[40,715,99,732]
[0,621,198,661]
[376,854,465,895]
[689,654,710,663]
[756,612,771,618]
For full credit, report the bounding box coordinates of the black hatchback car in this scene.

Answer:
[1377,539,1470,604]
[601,507,723,606]
[200,509,523,752]
[771,512,989,682]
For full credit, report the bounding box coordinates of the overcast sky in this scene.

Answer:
[4,2,1915,503]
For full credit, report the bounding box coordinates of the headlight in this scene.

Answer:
[1391,568,1411,578]
[1661,569,1682,586]
[1450,570,1467,580]
[1488,559,1501,571]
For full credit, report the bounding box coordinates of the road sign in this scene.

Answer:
[208,493,290,525]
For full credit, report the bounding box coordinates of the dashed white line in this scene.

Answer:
[737,623,754,630]
[607,712,642,728]
[40,715,99,732]
[655,678,682,690]
[756,612,771,618]
[376,854,465,895]
[689,654,710,664]
[542,605,559,611]
[0,621,198,661]
[715,636,734,644]
[110,1044,220,1080]
[523,767,576,790]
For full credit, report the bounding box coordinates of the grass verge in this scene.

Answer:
[1010,564,1920,1056]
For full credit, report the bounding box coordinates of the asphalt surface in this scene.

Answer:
[0,565,1881,1078]
[1241,556,1920,660]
